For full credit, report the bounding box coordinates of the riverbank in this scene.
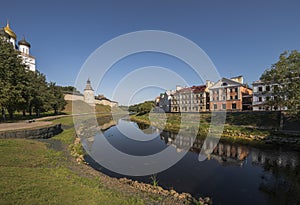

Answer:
[0,115,211,205]
[130,112,300,149]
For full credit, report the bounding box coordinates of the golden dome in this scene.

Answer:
[4,22,16,39]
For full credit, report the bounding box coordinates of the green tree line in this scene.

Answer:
[0,38,66,120]
[260,50,300,119]
[129,101,155,115]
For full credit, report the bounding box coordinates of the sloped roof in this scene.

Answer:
[177,85,206,93]
[209,77,242,90]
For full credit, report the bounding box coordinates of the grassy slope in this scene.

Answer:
[63,100,112,114]
[0,115,144,205]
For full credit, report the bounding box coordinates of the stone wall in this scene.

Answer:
[0,124,62,139]
[95,99,118,107]
[64,94,84,101]
[64,94,118,107]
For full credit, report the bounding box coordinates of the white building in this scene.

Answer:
[0,22,36,72]
[158,90,176,112]
[84,79,95,106]
[252,80,287,111]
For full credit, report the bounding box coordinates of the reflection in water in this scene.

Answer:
[159,130,300,204]
[84,118,117,151]
[160,130,300,169]
[82,119,300,205]
[160,131,250,166]
[136,122,150,130]
[100,120,117,131]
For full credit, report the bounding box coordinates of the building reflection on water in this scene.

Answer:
[83,119,299,171]
[80,119,300,205]
[159,130,300,169]
[159,130,249,166]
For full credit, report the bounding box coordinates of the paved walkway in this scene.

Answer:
[0,115,69,132]
[0,121,52,132]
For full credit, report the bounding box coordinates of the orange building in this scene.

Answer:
[209,76,252,111]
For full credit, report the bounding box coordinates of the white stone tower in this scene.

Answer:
[18,37,36,72]
[84,79,95,106]
[18,37,30,55]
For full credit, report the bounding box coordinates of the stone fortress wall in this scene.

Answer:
[64,94,118,107]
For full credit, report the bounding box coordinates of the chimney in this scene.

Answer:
[206,80,214,88]
[176,85,183,91]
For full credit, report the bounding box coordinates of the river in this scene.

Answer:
[82,118,300,205]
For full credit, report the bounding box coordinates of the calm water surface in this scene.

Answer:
[83,119,300,205]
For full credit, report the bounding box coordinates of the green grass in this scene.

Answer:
[0,138,144,205]
[63,100,112,115]
[150,175,159,187]
[0,112,146,205]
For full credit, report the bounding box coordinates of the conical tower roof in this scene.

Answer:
[84,79,94,91]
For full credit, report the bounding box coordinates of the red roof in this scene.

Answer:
[177,85,206,93]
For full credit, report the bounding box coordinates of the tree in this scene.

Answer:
[0,37,28,119]
[60,85,81,95]
[30,71,51,116]
[129,101,155,115]
[260,50,300,119]
[49,82,67,114]
[0,37,67,120]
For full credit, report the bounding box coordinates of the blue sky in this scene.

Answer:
[1,0,300,105]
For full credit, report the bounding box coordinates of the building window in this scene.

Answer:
[259,106,262,110]
[235,95,238,99]
[258,97,262,102]
[232,103,237,109]
[266,85,270,92]
[214,104,217,110]
[258,87,263,92]
[222,104,226,110]
[222,96,226,100]
[230,88,233,93]
[235,88,238,92]
[230,96,233,100]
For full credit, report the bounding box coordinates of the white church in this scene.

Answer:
[0,21,36,72]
